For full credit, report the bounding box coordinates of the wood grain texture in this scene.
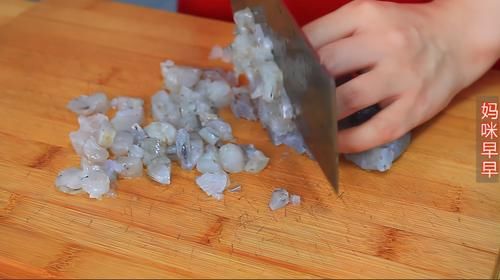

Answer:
[0,0,36,27]
[0,0,499,278]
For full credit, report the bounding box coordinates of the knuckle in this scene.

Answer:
[386,29,410,49]
[385,27,420,50]
[353,0,381,17]
[376,119,402,143]
[319,54,339,76]
[339,86,362,113]
[318,46,334,65]
[339,133,363,153]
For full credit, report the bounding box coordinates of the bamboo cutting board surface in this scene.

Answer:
[0,0,499,278]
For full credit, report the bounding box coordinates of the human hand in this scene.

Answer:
[303,0,500,153]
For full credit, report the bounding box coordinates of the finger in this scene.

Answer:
[318,34,383,77]
[336,69,395,120]
[338,99,411,153]
[302,2,359,49]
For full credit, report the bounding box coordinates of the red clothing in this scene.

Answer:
[178,0,431,26]
[178,0,499,69]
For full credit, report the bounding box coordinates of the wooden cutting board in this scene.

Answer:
[0,0,499,278]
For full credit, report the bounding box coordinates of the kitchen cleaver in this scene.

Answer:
[231,0,339,192]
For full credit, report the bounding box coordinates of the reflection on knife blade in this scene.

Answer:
[229,0,339,191]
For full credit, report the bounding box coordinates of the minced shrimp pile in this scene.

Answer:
[55,8,301,210]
